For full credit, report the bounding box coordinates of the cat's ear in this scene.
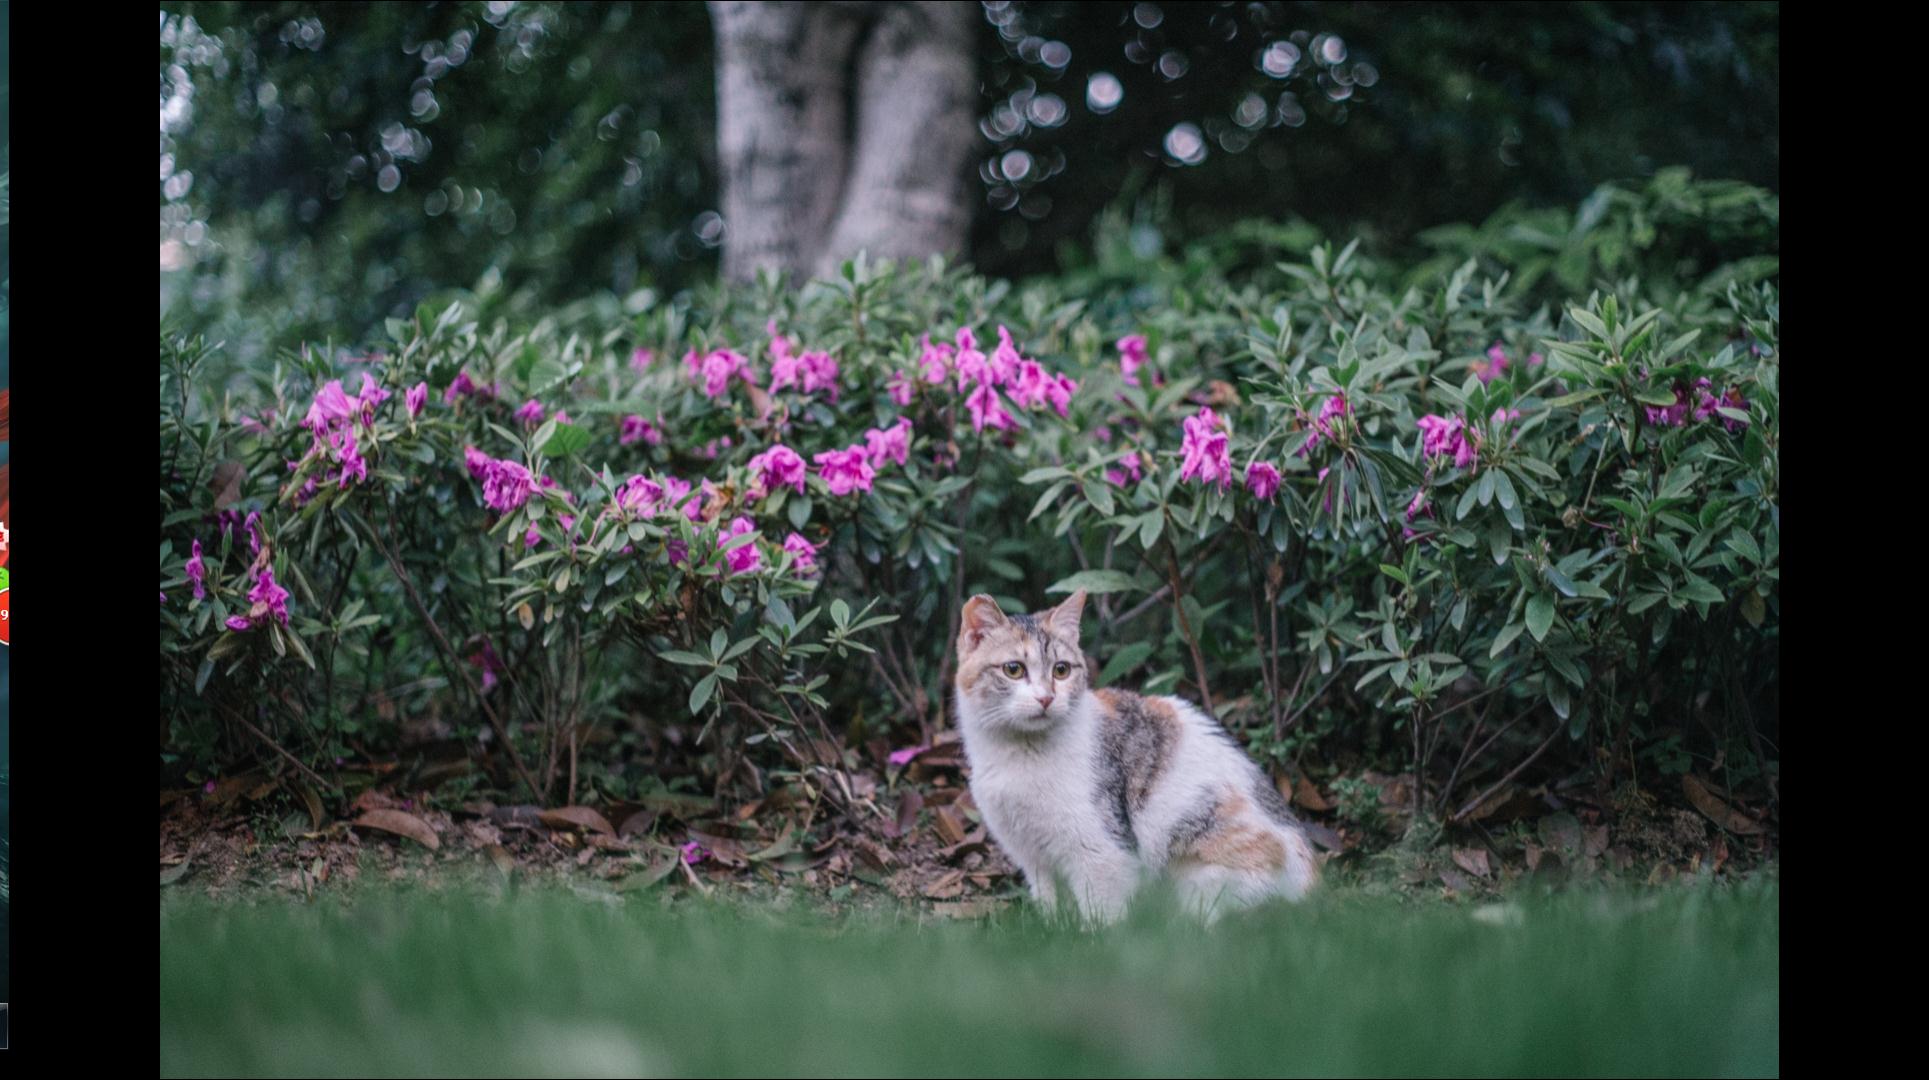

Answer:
[1045,588,1087,646]
[959,594,1009,656]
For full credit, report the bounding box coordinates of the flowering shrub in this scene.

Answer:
[159,180,1779,823]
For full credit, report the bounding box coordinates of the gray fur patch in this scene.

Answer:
[1166,796,1220,860]
[1092,691,1177,855]
[1251,769,1301,827]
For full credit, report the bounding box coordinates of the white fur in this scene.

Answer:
[958,689,1318,925]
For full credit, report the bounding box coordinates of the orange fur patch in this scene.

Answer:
[1176,789,1288,873]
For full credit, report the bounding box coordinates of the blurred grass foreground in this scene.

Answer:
[161,882,1778,1077]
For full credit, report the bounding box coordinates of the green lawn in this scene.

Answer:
[160,880,1778,1077]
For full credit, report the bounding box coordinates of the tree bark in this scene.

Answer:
[709,1,977,284]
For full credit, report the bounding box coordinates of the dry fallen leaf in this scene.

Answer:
[933,805,969,847]
[1681,774,1765,835]
[352,809,441,850]
[1452,847,1492,879]
[1291,774,1335,812]
[538,806,616,836]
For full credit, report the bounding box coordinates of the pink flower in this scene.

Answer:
[1490,407,1521,430]
[783,532,820,574]
[1046,373,1078,418]
[814,446,876,496]
[515,399,546,426]
[919,334,956,384]
[681,840,708,865]
[1300,393,1350,456]
[356,373,391,421]
[631,347,654,373]
[444,371,489,403]
[1472,342,1511,384]
[248,567,292,626]
[699,349,751,398]
[887,370,915,407]
[186,539,208,600]
[1316,466,1348,513]
[523,523,541,549]
[747,445,808,499]
[1417,413,1476,467]
[800,351,840,400]
[469,454,535,514]
[1527,352,1544,367]
[1179,407,1233,490]
[954,326,993,390]
[1403,487,1435,542]
[1009,360,1051,409]
[989,326,1024,386]
[1643,383,1692,428]
[1118,334,1148,387]
[406,382,428,418]
[1105,451,1144,488]
[662,476,702,521]
[225,615,255,632]
[888,744,928,767]
[719,516,762,575]
[965,382,1016,432]
[768,347,806,393]
[620,414,663,446]
[468,639,504,694]
[303,380,358,434]
[1246,461,1281,502]
[464,446,492,482]
[864,418,913,468]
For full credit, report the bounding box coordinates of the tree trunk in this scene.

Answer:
[709,1,977,284]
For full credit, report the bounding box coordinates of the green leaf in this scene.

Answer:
[1046,569,1140,595]
[540,423,592,457]
[1526,594,1555,642]
[1098,641,1156,686]
[689,672,717,714]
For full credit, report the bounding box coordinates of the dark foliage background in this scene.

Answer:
[160,1,1778,353]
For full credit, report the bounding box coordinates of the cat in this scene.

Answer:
[953,588,1319,924]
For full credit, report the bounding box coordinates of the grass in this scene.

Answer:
[160,879,1778,1077]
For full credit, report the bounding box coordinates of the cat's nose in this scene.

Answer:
[1035,694,1054,711]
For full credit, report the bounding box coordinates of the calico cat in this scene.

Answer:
[954,589,1318,923]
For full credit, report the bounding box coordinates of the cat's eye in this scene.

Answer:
[1052,661,1072,680]
[1002,661,1026,679]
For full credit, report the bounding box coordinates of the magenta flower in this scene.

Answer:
[1046,373,1078,418]
[1406,487,1429,521]
[406,382,428,418]
[1403,486,1435,542]
[226,615,255,632]
[1317,466,1349,513]
[681,840,708,865]
[1105,451,1144,488]
[161,591,169,605]
[444,371,478,403]
[1527,352,1544,367]
[954,326,994,390]
[1246,460,1282,502]
[887,370,915,407]
[468,639,504,694]
[699,349,751,398]
[524,523,541,549]
[631,347,655,373]
[303,380,357,434]
[248,567,292,626]
[1118,334,1148,387]
[620,414,663,447]
[783,531,820,574]
[768,347,805,393]
[1719,386,1749,431]
[719,516,763,575]
[965,382,1016,432]
[1643,383,1693,428]
[356,373,391,421]
[1179,407,1233,490]
[1490,406,1521,430]
[747,444,808,498]
[1472,343,1511,384]
[888,744,928,767]
[989,326,1025,386]
[515,399,546,426]
[919,334,956,384]
[663,475,702,521]
[464,446,492,482]
[1009,360,1052,409]
[814,446,877,496]
[478,456,536,514]
[187,539,208,601]
[799,351,840,400]
[864,418,913,468]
